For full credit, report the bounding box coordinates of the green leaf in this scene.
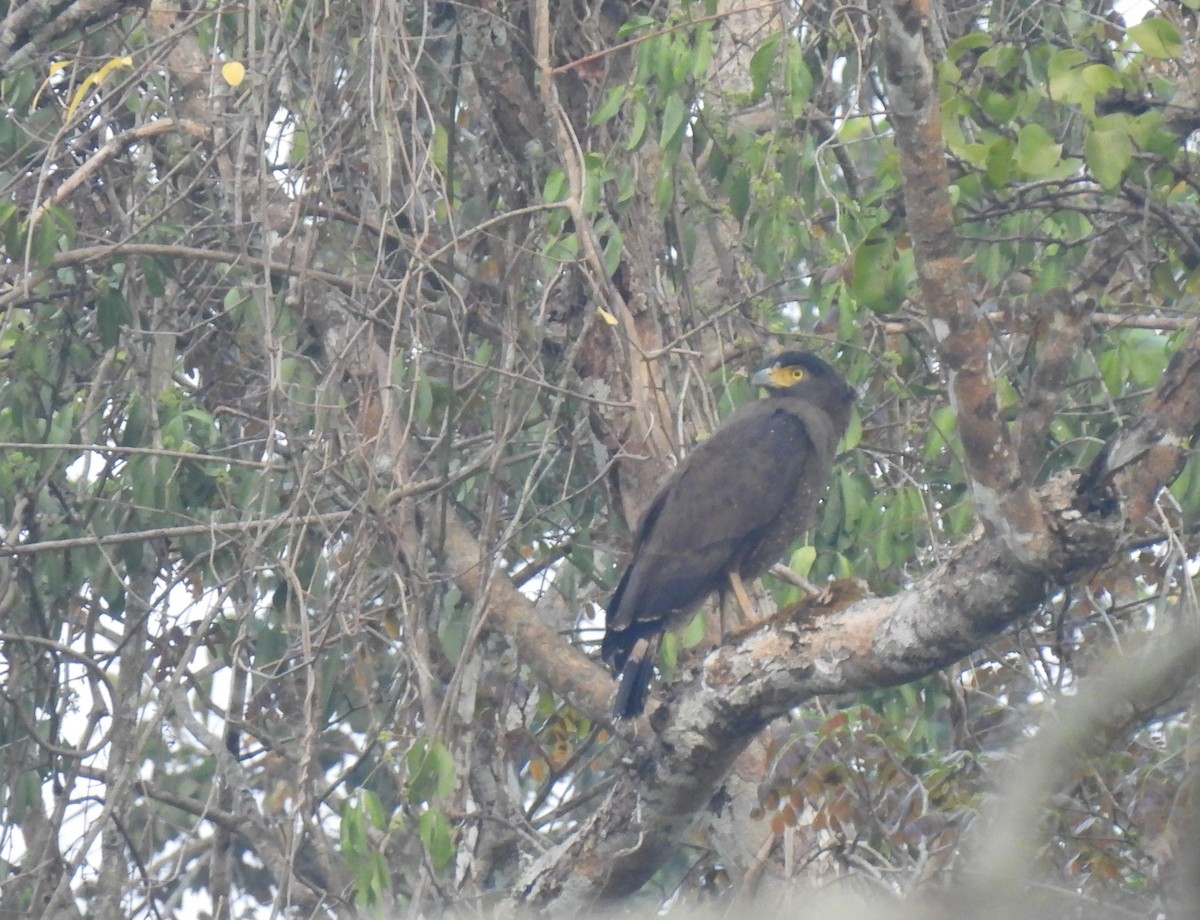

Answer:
[141,256,167,296]
[748,32,781,101]
[654,35,680,91]
[1,203,24,257]
[613,160,637,207]
[361,790,387,829]
[874,514,894,570]
[414,371,433,426]
[838,469,868,531]
[1081,64,1122,101]
[47,401,77,446]
[1013,124,1062,178]
[841,405,862,451]
[601,225,624,277]
[43,205,76,250]
[654,166,675,212]
[122,393,148,447]
[851,239,902,312]
[29,218,57,267]
[1169,455,1200,523]
[947,32,991,61]
[1128,19,1183,59]
[924,405,958,461]
[678,607,707,648]
[659,93,688,151]
[617,14,657,38]
[1125,330,1169,388]
[691,25,714,78]
[977,43,1020,77]
[784,52,812,117]
[978,88,1018,124]
[941,98,969,155]
[670,40,693,87]
[543,233,579,265]
[437,586,468,659]
[589,86,626,125]
[419,808,454,870]
[542,169,568,203]
[1128,110,1170,151]
[1085,126,1133,190]
[341,800,367,853]
[1046,48,1087,103]
[291,124,309,163]
[724,168,750,222]
[406,739,456,804]
[1098,346,1126,396]
[625,100,649,151]
[659,630,680,677]
[95,286,129,349]
[789,545,817,580]
[11,771,41,823]
[985,135,1014,185]
[0,201,17,237]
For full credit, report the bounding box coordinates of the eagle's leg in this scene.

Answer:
[727,570,756,625]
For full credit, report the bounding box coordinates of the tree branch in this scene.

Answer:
[438,508,616,720]
[879,0,1055,567]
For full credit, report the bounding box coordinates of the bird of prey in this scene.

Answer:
[600,351,856,719]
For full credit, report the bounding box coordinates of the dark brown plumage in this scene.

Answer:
[601,352,856,718]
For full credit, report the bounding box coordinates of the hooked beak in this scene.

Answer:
[750,367,774,388]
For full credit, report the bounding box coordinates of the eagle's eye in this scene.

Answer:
[790,368,806,380]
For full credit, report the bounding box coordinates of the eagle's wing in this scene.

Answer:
[602,352,854,717]
[607,401,834,635]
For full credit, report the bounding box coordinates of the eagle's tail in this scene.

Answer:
[612,635,660,719]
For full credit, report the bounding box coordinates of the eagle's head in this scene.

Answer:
[751,351,857,406]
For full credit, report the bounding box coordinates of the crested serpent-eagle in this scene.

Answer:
[601,352,856,719]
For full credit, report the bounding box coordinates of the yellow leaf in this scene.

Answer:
[66,79,97,121]
[96,56,134,81]
[222,61,246,87]
[65,56,133,122]
[32,60,71,110]
[597,306,619,325]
